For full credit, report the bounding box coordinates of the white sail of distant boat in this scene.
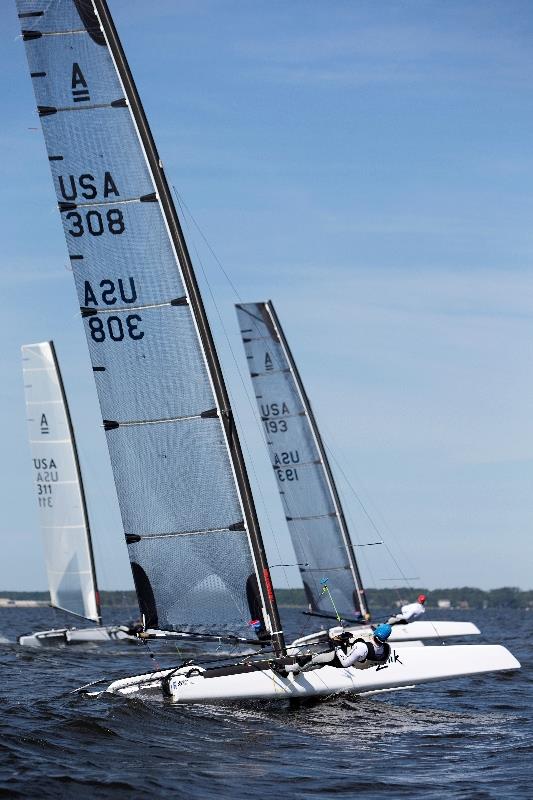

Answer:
[14,0,518,701]
[22,341,100,622]
[236,300,480,644]
[20,340,133,646]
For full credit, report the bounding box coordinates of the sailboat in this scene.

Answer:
[14,0,518,702]
[19,341,136,646]
[235,301,480,646]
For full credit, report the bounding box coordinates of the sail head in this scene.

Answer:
[21,341,100,622]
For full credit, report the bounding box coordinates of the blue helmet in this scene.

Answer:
[374,623,392,642]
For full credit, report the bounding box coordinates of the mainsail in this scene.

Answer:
[16,0,284,651]
[236,301,370,620]
[22,341,101,622]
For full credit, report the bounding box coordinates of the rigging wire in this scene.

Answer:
[321,435,418,589]
[321,416,421,579]
[170,184,434,633]
[320,436,440,632]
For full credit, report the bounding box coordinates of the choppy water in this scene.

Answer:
[0,606,530,799]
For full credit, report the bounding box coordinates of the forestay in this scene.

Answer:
[236,302,369,620]
[21,341,100,622]
[16,0,282,645]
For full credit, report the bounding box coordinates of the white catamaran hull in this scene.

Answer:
[18,626,134,647]
[104,644,519,704]
[291,621,480,649]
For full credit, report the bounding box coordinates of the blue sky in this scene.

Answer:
[0,0,532,592]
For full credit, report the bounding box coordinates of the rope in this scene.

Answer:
[320,578,342,624]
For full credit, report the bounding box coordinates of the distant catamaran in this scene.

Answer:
[14,0,518,701]
[19,341,134,646]
[236,301,481,645]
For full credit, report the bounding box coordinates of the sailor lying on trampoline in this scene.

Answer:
[285,623,393,674]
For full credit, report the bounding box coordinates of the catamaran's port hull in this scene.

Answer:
[18,626,135,647]
[104,644,519,704]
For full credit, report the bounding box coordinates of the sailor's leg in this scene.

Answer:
[302,650,336,671]
[387,614,407,626]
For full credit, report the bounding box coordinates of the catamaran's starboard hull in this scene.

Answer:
[18,626,134,647]
[291,620,480,649]
[103,644,519,704]
[384,621,480,640]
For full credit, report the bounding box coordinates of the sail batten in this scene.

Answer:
[237,301,370,620]
[22,341,101,623]
[16,0,284,651]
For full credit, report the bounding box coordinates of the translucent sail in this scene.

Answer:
[236,302,369,620]
[16,0,283,647]
[21,341,100,622]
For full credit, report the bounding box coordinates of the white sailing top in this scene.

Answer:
[335,639,387,668]
[399,601,425,622]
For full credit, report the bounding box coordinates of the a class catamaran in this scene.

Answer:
[15,0,518,702]
[19,341,136,646]
[235,301,480,646]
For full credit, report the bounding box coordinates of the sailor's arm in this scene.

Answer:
[335,641,368,667]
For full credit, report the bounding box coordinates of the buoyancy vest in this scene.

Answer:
[344,635,391,670]
[323,631,390,669]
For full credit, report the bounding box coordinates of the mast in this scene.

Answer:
[50,341,102,624]
[263,302,369,619]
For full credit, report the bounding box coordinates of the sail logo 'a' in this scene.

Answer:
[72,62,90,104]
[40,413,49,435]
[265,352,273,371]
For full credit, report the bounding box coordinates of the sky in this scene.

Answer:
[0,0,532,593]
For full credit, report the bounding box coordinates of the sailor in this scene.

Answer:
[387,594,427,626]
[331,623,392,667]
[294,623,392,672]
[125,620,144,636]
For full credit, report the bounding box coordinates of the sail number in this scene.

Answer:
[37,483,54,507]
[34,458,57,508]
[88,314,144,342]
[60,171,125,237]
[265,419,288,433]
[66,209,125,237]
[275,467,299,482]
[84,278,144,343]
[274,450,300,482]
[262,402,290,434]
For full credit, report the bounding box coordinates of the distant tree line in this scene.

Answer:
[275,586,533,609]
[1,587,532,609]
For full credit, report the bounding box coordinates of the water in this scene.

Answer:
[0,607,530,799]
